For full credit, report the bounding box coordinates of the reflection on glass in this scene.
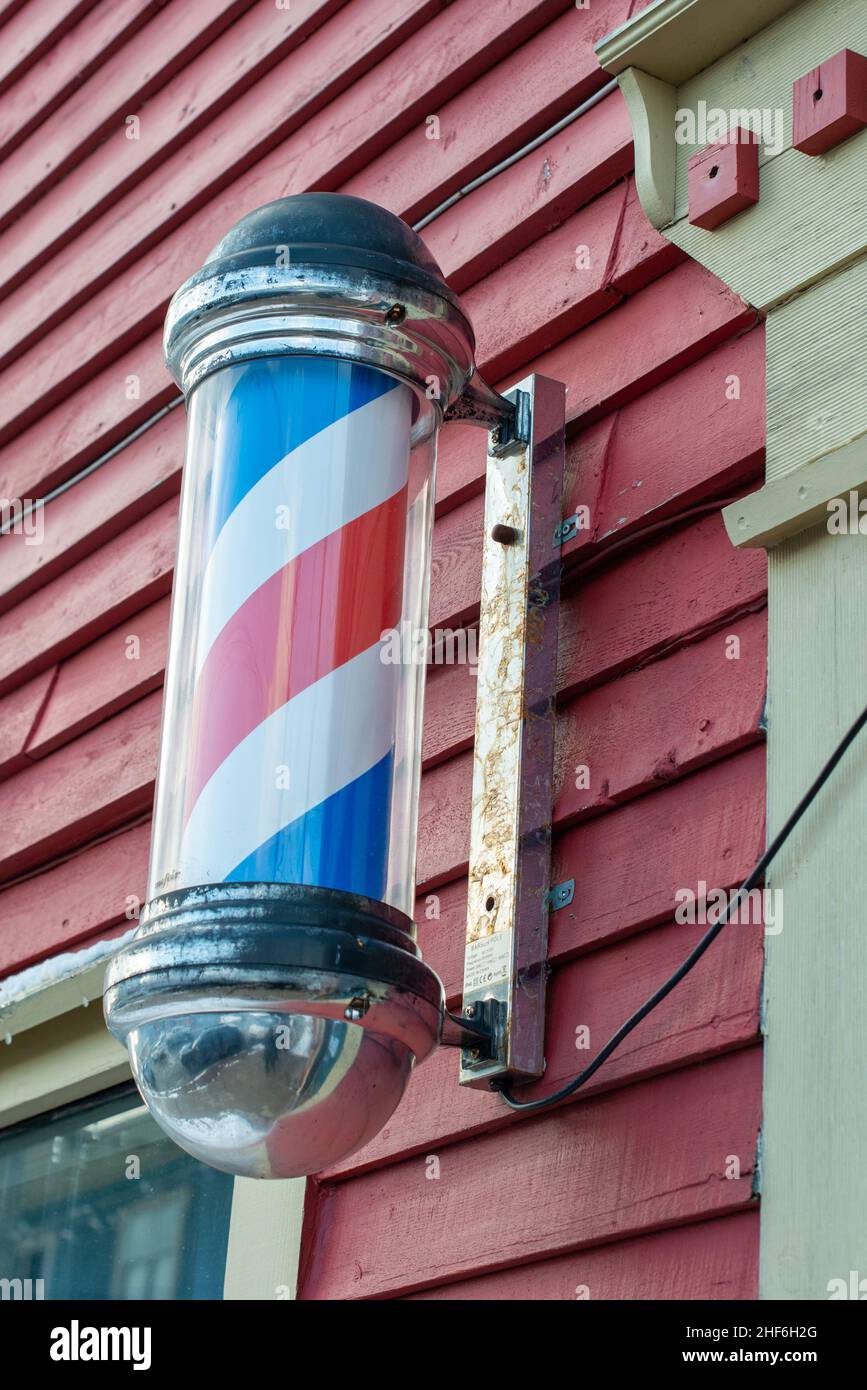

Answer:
[0,1084,233,1300]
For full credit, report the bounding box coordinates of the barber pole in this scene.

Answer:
[104,193,500,1177]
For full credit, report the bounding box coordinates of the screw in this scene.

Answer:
[344,995,370,1022]
[491,523,518,545]
[464,1005,476,1018]
[385,303,406,323]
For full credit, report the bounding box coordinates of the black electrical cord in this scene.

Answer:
[496,697,867,1113]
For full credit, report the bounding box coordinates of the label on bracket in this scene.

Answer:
[463,928,513,994]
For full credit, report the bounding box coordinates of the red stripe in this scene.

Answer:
[184,488,407,821]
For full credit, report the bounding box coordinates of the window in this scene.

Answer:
[0,1082,233,1300]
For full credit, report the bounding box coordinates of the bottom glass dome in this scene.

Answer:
[127,1010,415,1179]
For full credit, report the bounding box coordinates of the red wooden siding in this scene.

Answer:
[407,1212,760,1301]
[0,0,766,1299]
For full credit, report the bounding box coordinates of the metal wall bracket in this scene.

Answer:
[490,387,531,457]
[440,998,502,1054]
[445,368,522,436]
[459,374,566,1089]
[554,513,582,546]
[548,878,575,911]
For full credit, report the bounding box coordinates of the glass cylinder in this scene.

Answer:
[147,353,437,922]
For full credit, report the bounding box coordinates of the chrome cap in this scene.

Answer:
[163,192,477,416]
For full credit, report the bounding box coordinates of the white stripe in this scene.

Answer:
[177,643,397,887]
[194,385,412,678]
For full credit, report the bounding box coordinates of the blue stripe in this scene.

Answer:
[226,751,393,898]
[196,356,398,552]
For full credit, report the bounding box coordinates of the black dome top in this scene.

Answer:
[198,192,454,304]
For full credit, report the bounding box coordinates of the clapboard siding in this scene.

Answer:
[0,666,55,781]
[0,0,160,161]
[337,0,629,221]
[0,690,161,882]
[0,196,749,513]
[0,159,683,611]
[1,0,592,328]
[0,74,635,505]
[0,589,764,894]
[420,744,766,1003]
[0,0,589,436]
[299,1047,762,1299]
[0,0,257,234]
[424,603,765,770]
[435,314,763,515]
[423,88,633,293]
[321,906,763,1178]
[0,820,150,977]
[405,1211,760,1300]
[0,325,173,507]
[0,3,29,41]
[26,598,170,759]
[0,407,182,614]
[0,495,179,698]
[0,0,766,1300]
[0,0,425,333]
[0,0,102,99]
[0,316,764,780]
[426,509,766,722]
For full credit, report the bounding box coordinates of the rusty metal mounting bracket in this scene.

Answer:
[458,374,567,1089]
[447,369,522,433]
[439,999,503,1053]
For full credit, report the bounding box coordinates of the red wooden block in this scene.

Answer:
[792,49,867,156]
[688,129,759,230]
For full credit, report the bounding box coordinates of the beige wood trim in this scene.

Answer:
[667,140,867,312]
[764,250,867,478]
[617,68,677,229]
[0,1005,129,1128]
[761,522,867,1298]
[662,0,867,308]
[724,433,867,548]
[595,0,802,86]
[602,0,867,307]
[0,956,114,1040]
[223,1177,307,1301]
